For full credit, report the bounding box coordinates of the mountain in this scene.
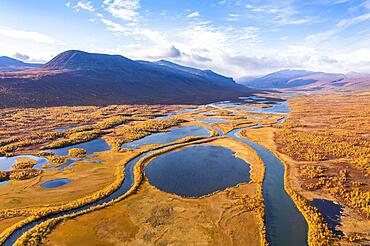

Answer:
[151,60,236,88]
[0,56,41,72]
[0,50,252,108]
[239,69,346,90]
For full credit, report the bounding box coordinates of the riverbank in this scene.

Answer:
[239,93,370,245]
[43,137,266,245]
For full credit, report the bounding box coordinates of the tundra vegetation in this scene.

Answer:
[275,94,369,219]
[0,95,368,245]
[0,102,270,245]
[0,158,42,183]
[0,104,190,156]
[240,93,369,244]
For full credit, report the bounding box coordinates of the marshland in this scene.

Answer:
[0,94,368,245]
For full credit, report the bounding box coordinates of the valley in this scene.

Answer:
[0,93,368,245]
[2,1,370,245]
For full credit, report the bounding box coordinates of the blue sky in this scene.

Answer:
[0,0,370,77]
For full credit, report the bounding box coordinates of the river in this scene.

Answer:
[1,95,308,246]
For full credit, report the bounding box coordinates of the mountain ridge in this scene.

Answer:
[239,69,345,89]
[0,50,252,108]
[0,56,41,72]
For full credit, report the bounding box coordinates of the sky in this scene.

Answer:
[0,0,370,78]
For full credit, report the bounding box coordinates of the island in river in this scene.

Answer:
[0,94,368,246]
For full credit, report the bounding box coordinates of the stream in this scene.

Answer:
[2,95,308,246]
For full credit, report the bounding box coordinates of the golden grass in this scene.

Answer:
[43,138,266,246]
[240,92,370,245]
[0,104,193,155]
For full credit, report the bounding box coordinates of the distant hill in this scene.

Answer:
[238,69,370,92]
[0,56,41,72]
[0,50,252,108]
[239,69,336,89]
[137,59,236,88]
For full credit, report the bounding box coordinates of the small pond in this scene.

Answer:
[55,126,75,132]
[145,145,251,197]
[121,126,210,149]
[41,178,72,189]
[44,138,111,156]
[0,155,49,171]
[311,199,344,236]
[238,101,290,114]
[200,117,229,124]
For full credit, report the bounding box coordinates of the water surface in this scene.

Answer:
[145,145,251,197]
[200,117,229,124]
[44,138,111,156]
[41,178,71,189]
[121,126,210,149]
[311,199,344,236]
[0,155,49,171]
[227,129,308,245]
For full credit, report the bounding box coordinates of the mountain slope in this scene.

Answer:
[0,50,251,108]
[240,70,316,88]
[238,69,370,92]
[152,60,236,88]
[0,56,41,72]
[239,69,344,89]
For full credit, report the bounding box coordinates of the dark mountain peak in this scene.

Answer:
[153,59,235,85]
[0,49,251,107]
[0,56,27,66]
[0,56,41,72]
[42,50,137,71]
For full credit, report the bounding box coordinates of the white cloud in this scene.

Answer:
[245,2,318,25]
[64,0,370,77]
[100,18,127,32]
[186,11,200,18]
[13,52,30,61]
[306,13,370,42]
[99,17,169,46]
[103,0,140,22]
[363,0,370,9]
[73,1,95,12]
[227,13,241,21]
[0,26,60,44]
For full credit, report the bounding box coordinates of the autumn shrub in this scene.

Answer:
[300,165,326,179]
[9,169,42,180]
[0,171,9,181]
[68,148,86,158]
[12,158,37,169]
[44,130,101,149]
[46,156,67,165]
